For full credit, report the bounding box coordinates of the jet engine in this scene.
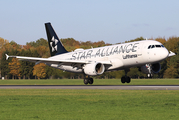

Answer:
[141,63,161,74]
[84,62,105,76]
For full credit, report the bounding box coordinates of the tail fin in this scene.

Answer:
[45,22,68,56]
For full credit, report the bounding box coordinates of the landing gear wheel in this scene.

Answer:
[89,78,94,84]
[84,78,89,85]
[126,77,131,83]
[121,76,131,83]
[83,75,94,85]
[121,76,125,83]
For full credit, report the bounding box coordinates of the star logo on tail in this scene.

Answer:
[50,36,58,52]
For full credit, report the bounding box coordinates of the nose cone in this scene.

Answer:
[160,48,169,60]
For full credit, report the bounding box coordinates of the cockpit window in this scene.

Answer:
[151,45,155,48]
[155,45,161,47]
[148,44,165,49]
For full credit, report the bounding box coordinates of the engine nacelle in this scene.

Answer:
[141,63,161,74]
[84,62,105,76]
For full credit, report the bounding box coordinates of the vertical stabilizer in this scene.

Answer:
[45,22,68,56]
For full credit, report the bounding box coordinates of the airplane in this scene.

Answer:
[6,22,175,84]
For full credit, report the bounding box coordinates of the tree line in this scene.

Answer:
[0,36,179,79]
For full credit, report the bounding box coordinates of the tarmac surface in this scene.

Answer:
[0,85,179,90]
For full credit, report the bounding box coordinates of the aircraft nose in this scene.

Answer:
[160,48,169,60]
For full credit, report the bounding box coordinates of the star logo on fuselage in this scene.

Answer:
[50,36,58,52]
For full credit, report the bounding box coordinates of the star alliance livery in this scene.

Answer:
[6,23,175,84]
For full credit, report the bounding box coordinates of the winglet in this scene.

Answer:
[168,51,176,57]
[5,54,9,60]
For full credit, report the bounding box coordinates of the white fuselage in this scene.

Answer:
[48,40,169,73]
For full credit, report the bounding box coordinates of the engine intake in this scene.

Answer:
[141,63,161,74]
[84,62,105,76]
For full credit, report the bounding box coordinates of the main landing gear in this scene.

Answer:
[121,76,131,83]
[121,69,131,83]
[84,75,94,85]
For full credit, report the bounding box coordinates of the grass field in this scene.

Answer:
[0,79,179,85]
[0,79,179,120]
[0,89,179,120]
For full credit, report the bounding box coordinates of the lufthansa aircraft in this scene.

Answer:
[6,23,175,84]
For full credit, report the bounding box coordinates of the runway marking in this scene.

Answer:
[0,85,179,90]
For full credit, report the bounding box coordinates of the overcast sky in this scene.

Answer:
[0,0,178,45]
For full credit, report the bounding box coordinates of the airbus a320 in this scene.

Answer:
[6,23,175,84]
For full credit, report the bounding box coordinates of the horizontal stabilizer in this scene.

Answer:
[5,54,9,60]
[168,51,176,57]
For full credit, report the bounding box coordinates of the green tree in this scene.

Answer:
[163,37,179,78]
[0,51,11,79]
[164,66,178,78]
[0,37,9,48]
[125,37,144,43]
[27,38,48,48]
[33,63,47,79]
[20,49,40,79]
[155,37,166,45]
[8,58,21,79]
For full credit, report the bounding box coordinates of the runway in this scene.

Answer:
[0,85,179,90]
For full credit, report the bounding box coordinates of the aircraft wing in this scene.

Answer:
[5,54,112,65]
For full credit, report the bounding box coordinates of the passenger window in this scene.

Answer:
[148,45,151,49]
